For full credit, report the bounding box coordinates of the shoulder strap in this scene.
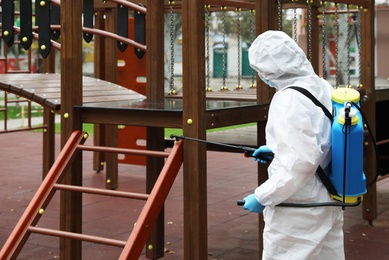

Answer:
[287,86,333,123]
[316,166,339,197]
[287,86,339,197]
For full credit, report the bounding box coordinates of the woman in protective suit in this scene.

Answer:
[242,30,344,259]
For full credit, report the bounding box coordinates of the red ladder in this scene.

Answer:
[0,130,183,259]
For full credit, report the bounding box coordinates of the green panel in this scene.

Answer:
[242,48,252,76]
[213,48,227,78]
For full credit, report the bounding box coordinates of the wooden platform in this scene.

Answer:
[0,73,145,111]
[0,73,269,129]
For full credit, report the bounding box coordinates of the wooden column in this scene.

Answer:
[59,0,83,259]
[256,1,278,257]
[310,7,320,74]
[42,107,55,178]
[182,0,207,259]
[360,1,377,224]
[145,0,166,258]
[104,8,119,190]
[93,10,106,173]
[42,52,56,178]
[257,0,277,104]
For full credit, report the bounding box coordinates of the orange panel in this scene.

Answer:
[117,18,147,166]
[118,126,147,166]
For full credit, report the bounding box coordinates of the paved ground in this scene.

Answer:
[0,131,389,259]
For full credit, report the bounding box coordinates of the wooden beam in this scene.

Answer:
[205,104,269,128]
[182,0,208,259]
[206,0,255,9]
[146,0,165,101]
[281,0,371,7]
[59,0,83,258]
[255,1,278,256]
[103,7,119,190]
[92,11,106,173]
[310,7,320,74]
[146,0,166,258]
[42,50,56,179]
[42,107,55,178]
[256,0,277,105]
[360,1,377,224]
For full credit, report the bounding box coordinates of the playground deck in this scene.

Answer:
[0,131,389,259]
[0,73,146,111]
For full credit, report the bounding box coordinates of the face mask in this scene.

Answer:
[259,74,277,88]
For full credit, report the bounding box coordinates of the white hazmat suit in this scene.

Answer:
[248,31,344,259]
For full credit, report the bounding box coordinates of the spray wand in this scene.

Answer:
[171,135,362,208]
[170,134,274,163]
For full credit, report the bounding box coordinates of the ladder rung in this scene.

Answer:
[77,144,170,158]
[28,226,127,247]
[53,183,149,200]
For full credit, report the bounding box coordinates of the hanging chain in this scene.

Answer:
[250,9,256,88]
[277,0,282,31]
[321,1,327,79]
[346,5,351,88]
[169,1,176,94]
[357,6,362,88]
[221,6,228,90]
[205,5,211,92]
[236,8,242,89]
[307,0,313,63]
[293,0,298,42]
[334,3,339,88]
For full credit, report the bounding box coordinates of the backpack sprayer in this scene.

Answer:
[330,88,367,204]
[173,87,379,208]
[240,87,378,208]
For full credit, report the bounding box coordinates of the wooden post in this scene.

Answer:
[59,0,83,259]
[93,10,106,173]
[360,1,377,224]
[42,52,56,178]
[182,0,207,259]
[103,8,119,189]
[257,0,277,104]
[42,107,55,178]
[145,0,166,258]
[310,7,320,74]
[256,1,277,258]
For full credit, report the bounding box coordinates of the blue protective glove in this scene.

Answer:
[252,145,274,164]
[242,194,265,213]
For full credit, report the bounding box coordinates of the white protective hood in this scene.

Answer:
[249,31,332,99]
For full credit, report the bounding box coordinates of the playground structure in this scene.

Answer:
[0,0,384,259]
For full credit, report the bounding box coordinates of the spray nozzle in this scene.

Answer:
[344,102,352,126]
